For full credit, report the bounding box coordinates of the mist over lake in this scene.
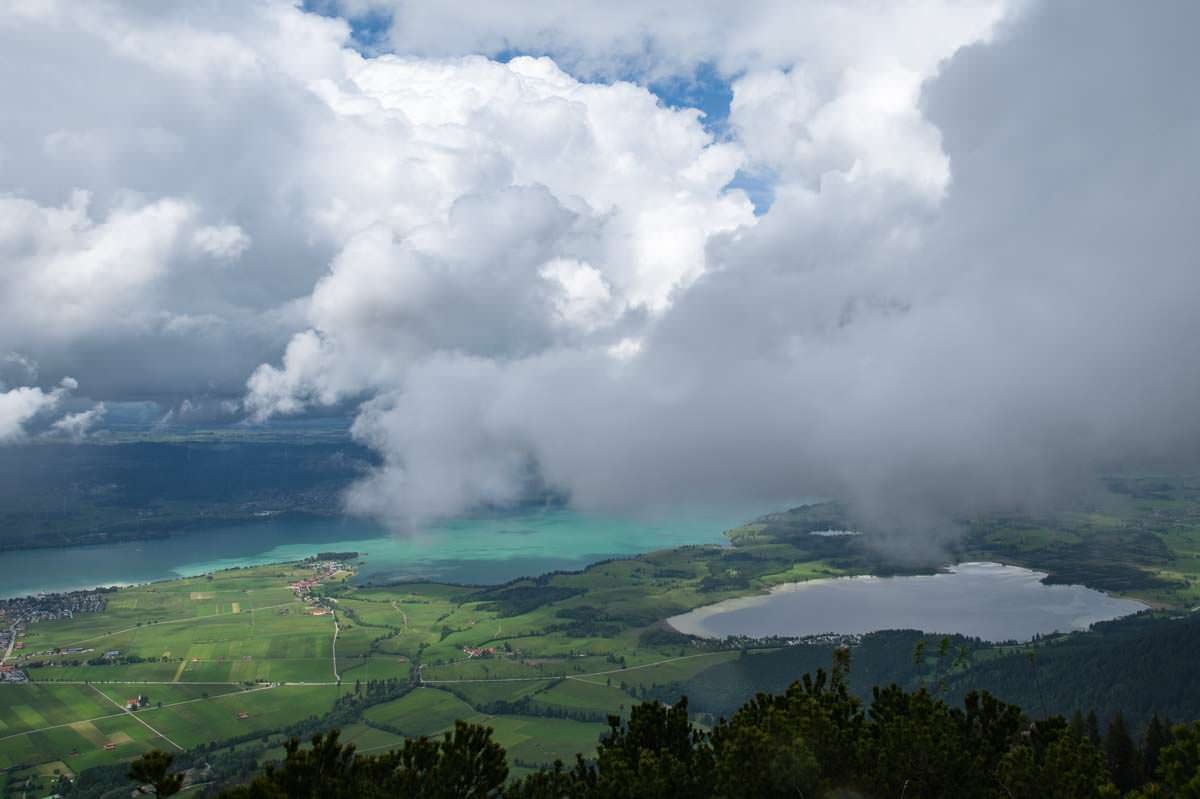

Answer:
[668,562,1148,642]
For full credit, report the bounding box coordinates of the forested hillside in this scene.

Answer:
[0,438,375,550]
[644,615,1200,731]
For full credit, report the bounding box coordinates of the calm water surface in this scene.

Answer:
[668,562,1146,642]
[0,506,758,598]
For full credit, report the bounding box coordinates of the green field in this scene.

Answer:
[533,678,637,714]
[0,545,797,787]
[362,688,607,764]
[147,685,342,749]
[0,685,117,740]
[364,687,481,737]
[0,563,362,785]
[0,710,160,772]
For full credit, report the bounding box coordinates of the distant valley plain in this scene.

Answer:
[4,433,1200,797]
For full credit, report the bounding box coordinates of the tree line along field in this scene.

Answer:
[5,478,1200,796]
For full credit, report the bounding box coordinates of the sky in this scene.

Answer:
[2,0,1199,538]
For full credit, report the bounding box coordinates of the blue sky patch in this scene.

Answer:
[726,168,776,216]
[302,0,393,54]
[648,62,734,136]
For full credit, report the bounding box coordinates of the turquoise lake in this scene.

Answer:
[0,506,761,598]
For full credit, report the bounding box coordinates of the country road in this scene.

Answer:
[331,610,341,683]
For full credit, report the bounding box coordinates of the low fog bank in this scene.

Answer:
[342,2,1200,553]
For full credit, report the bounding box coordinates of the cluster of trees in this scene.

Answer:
[552,606,625,638]
[124,663,1200,798]
[473,583,586,617]
[309,552,360,562]
[85,653,150,666]
[469,694,608,724]
[336,678,411,710]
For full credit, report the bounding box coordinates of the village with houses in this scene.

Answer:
[1,589,109,683]
[461,645,499,658]
[0,589,108,630]
[288,556,355,615]
[0,662,27,684]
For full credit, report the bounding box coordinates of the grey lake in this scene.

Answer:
[667,561,1147,642]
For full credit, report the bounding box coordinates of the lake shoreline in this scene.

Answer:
[0,506,753,600]
[667,562,1151,642]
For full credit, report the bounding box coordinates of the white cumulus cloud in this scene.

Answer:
[46,402,107,442]
[0,377,78,444]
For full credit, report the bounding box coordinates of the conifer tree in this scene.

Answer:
[1070,709,1087,740]
[1086,710,1102,746]
[1142,713,1172,782]
[1105,711,1140,793]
